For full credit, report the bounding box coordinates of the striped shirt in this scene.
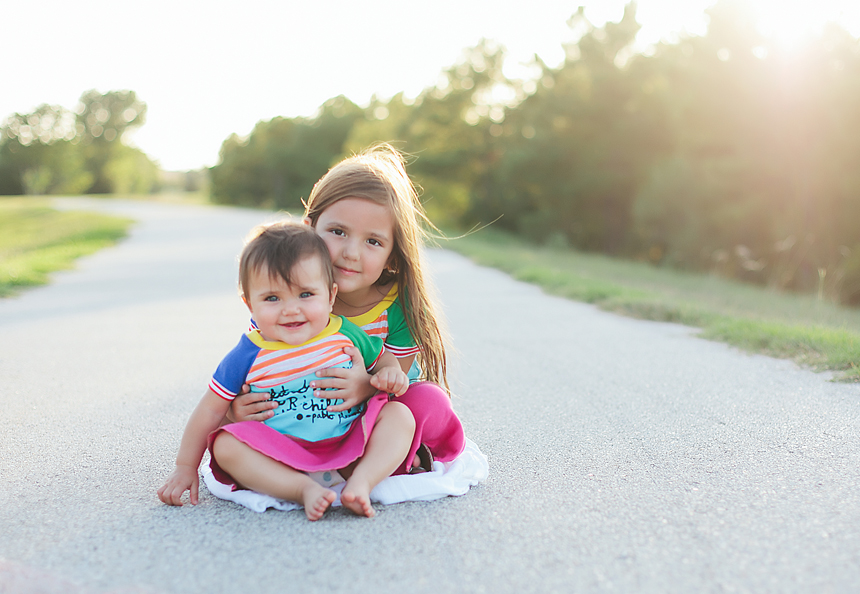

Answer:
[347,283,420,360]
[210,315,383,442]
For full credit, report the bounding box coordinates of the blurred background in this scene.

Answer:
[2,0,860,305]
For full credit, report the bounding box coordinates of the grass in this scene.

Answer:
[3,194,857,381]
[0,197,133,297]
[442,227,860,382]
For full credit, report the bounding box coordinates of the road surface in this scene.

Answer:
[1,198,858,593]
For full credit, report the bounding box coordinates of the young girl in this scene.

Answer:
[231,144,465,479]
[158,222,414,520]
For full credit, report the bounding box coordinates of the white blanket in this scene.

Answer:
[202,438,488,513]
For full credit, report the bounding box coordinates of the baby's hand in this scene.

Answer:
[157,464,199,506]
[370,366,409,397]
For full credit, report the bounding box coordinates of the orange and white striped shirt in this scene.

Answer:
[210,315,383,442]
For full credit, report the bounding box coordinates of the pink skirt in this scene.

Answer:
[208,382,466,485]
[208,392,390,486]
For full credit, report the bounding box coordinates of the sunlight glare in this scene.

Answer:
[754,0,817,50]
[752,0,860,49]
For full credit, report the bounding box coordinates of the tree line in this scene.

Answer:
[3,1,859,306]
[0,90,158,195]
[209,1,860,306]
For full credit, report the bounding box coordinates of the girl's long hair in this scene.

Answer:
[304,144,449,394]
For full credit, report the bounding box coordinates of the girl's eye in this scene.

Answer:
[367,238,382,247]
[331,228,345,237]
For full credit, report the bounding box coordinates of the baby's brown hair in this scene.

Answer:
[239,221,334,300]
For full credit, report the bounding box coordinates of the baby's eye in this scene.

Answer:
[299,291,314,298]
[264,295,279,302]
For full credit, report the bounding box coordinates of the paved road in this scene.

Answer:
[1,198,859,594]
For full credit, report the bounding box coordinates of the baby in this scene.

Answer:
[158,221,413,519]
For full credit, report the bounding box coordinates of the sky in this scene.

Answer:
[3,0,859,172]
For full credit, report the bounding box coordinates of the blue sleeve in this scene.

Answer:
[209,334,259,399]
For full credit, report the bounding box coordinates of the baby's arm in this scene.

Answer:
[369,351,409,396]
[158,389,231,506]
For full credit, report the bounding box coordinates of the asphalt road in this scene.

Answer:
[1,198,859,594]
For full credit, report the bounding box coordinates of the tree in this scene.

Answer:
[480,4,671,252]
[346,39,513,226]
[0,104,92,195]
[75,89,149,194]
[210,96,363,210]
[631,0,860,300]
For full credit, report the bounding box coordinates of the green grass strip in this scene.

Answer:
[444,228,860,382]
[0,197,133,297]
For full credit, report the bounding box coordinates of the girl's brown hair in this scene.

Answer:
[304,144,449,393]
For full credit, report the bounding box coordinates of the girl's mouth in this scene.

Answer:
[336,266,359,275]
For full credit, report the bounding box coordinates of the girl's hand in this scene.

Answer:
[158,464,200,506]
[228,385,276,423]
[370,366,409,397]
[313,346,377,413]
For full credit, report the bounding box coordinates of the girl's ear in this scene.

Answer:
[302,217,312,227]
[385,254,398,274]
[329,283,338,307]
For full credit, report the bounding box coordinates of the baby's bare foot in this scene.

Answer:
[302,483,336,521]
[341,479,375,518]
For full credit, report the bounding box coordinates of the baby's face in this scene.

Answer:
[245,255,336,345]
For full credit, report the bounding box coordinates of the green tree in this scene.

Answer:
[75,89,151,194]
[632,0,860,301]
[346,39,513,226]
[0,104,92,195]
[210,96,363,210]
[480,4,671,252]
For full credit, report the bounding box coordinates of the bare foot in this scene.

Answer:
[302,483,336,521]
[341,478,375,518]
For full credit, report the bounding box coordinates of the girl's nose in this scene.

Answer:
[342,239,360,260]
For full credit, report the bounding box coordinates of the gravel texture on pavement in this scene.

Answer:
[1,198,858,594]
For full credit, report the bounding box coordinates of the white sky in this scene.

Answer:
[3,0,859,171]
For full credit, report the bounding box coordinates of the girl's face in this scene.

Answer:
[244,255,336,345]
[313,198,395,298]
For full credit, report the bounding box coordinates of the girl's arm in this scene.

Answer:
[227,384,277,423]
[314,346,378,413]
[158,389,231,506]
[395,354,416,375]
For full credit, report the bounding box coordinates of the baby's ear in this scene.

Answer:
[329,283,338,307]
